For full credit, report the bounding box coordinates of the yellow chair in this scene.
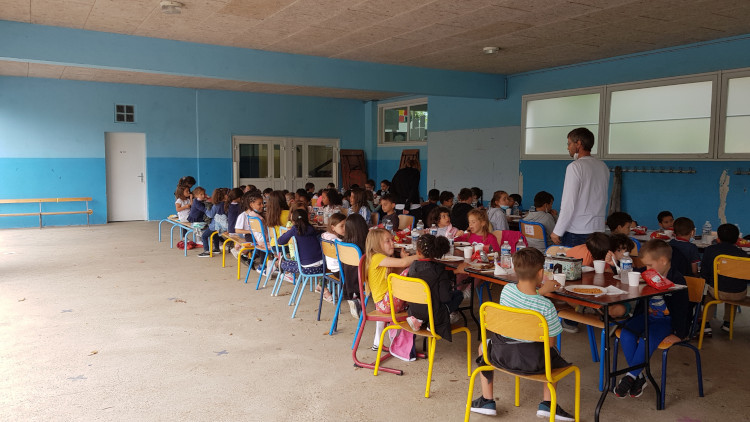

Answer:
[699,254,750,348]
[464,302,580,422]
[398,214,415,230]
[374,273,472,398]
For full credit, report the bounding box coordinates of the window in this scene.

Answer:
[115,104,135,123]
[522,90,601,157]
[607,77,715,157]
[378,99,428,145]
[721,73,750,156]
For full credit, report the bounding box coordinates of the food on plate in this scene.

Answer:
[736,238,750,247]
[571,287,603,294]
[631,226,647,235]
[649,231,671,240]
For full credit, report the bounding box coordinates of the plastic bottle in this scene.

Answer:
[515,238,525,252]
[410,227,419,245]
[430,223,438,236]
[384,219,393,233]
[544,256,553,280]
[415,220,425,233]
[702,221,712,238]
[620,252,633,282]
[500,241,512,269]
[512,203,519,215]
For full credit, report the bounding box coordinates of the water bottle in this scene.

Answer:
[430,223,438,236]
[515,238,525,252]
[384,219,393,233]
[448,236,454,256]
[544,256,553,280]
[702,221,712,238]
[416,220,425,233]
[500,241,512,269]
[512,203,519,215]
[620,252,633,282]
[410,227,419,245]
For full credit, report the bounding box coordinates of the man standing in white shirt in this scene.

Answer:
[550,128,610,247]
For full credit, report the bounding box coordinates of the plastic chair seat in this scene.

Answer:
[496,365,578,384]
[557,308,605,329]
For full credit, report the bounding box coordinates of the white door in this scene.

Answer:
[105,132,147,221]
[233,137,286,190]
[292,138,338,191]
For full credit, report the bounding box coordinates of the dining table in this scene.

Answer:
[434,249,686,422]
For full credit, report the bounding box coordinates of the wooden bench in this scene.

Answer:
[0,197,93,228]
[158,216,197,257]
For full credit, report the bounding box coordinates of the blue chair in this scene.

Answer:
[242,216,278,289]
[320,239,344,334]
[270,227,299,297]
[332,242,364,343]
[288,237,325,319]
[519,219,549,249]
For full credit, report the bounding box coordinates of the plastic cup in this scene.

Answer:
[593,260,606,274]
[463,247,472,259]
[505,208,512,216]
[628,271,641,287]
[553,273,566,287]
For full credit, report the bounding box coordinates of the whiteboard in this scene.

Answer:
[426,127,521,203]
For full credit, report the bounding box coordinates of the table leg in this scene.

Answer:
[642,297,662,410]
[595,305,610,422]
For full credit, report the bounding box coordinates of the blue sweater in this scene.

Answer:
[226,203,240,234]
[278,225,323,266]
[187,198,207,223]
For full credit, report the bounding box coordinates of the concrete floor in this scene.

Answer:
[1,222,748,421]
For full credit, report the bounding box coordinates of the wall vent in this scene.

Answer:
[115,104,135,123]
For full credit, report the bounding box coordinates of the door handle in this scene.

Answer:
[138,173,144,182]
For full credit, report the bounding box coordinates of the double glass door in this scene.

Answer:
[233,136,338,191]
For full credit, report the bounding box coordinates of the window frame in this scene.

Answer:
[520,87,605,160]
[717,68,750,159]
[377,97,428,147]
[601,72,719,160]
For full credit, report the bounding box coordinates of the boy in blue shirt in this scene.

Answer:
[613,239,689,398]
[669,217,700,276]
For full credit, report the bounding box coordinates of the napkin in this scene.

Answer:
[582,266,594,273]
[604,285,627,295]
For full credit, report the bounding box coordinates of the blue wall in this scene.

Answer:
[0,77,365,228]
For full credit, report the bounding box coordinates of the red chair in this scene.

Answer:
[351,255,408,375]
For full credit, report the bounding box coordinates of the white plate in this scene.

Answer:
[439,255,464,262]
[564,285,606,296]
[454,241,470,247]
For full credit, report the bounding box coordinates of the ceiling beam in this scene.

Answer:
[0,20,506,99]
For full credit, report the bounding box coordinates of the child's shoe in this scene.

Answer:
[470,396,497,416]
[536,401,574,421]
[348,298,361,318]
[613,374,635,398]
[449,311,462,325]
[560,320,579,333]
[629,373,648,398]
[406,316,423,331]
[197,251,211,258]
[721,321,731,333]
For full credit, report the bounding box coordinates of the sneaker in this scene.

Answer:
[283,273,295,283]
[230,248,239,258]
[613,374,635,398]
[702,325,712,338]
[197,251,211,258]
[536,401,574,421]
[406,316,423,331]
[629,374,648,398]
[470,396,497,416]
[462,288,472,301]
[450,311,462,325]
[348,299,361,319]
[721,321,731,333]
[212,248,221,255]
[371,344,380,351]
[560,320,579,333]
[239,255,250,266]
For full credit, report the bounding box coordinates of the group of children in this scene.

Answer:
[174,176,747,420]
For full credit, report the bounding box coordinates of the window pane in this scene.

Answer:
[524,93,600,155]
[526,94,599,127]
[609,81,712,154]
[409,104,428,142]
[295,145,303,178]
[526,125,599,155]
[609,119,710,154]
[307,145,333,178]
[610,81,712,123]
[239,144,269,178]
[725,77,750,154]
[383,106,408,143]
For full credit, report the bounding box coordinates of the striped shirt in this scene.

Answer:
[499,284,563,342]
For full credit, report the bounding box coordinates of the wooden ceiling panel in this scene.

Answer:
[440,6,530,29]
[28,62,65,78]
[0,61,29,76]
[30,0,92,27]
[454,21,532,41]
[0,0,31,22]
[348,0,434,18]
[218,0,295,20]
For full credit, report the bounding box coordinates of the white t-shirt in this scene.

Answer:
[320,231,341,272]
[553,156,609,236]
[175,198,190,222]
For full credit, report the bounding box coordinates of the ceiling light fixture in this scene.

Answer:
[483,46,500,55]
[160,1,184,14]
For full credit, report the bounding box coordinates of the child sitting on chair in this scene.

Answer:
[470,248,574,420]
[613,239,689,398]
[405,234,464,336]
